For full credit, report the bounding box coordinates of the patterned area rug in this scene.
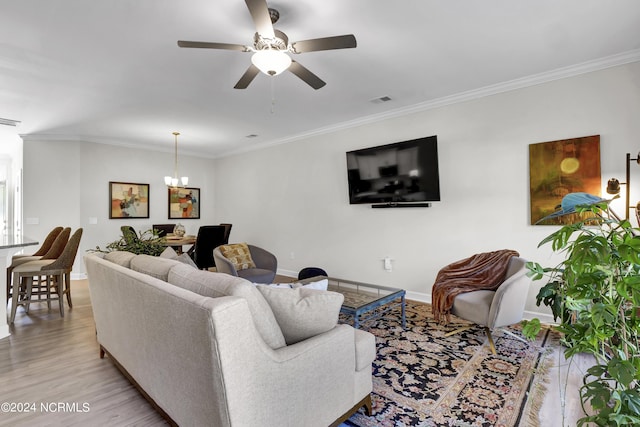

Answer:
[343,301,554,427]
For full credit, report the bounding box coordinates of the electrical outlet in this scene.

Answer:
[384,257,392,272]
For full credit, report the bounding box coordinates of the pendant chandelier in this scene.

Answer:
[164,132,189,188]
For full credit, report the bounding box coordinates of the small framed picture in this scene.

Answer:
[168,187,200,219]
[109,182,150,219]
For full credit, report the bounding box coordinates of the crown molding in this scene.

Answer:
[19,133,215,159]
[217,48,640,159]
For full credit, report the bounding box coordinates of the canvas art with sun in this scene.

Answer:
[529,135,601,225]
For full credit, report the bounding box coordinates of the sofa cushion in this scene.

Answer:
[219,243,256,271]
[104,251,136,268]
[130,254,183,281]
[256,286,344,345]
[168,264,286,349]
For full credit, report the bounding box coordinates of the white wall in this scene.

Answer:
[0,126,23,235]
[213,62,640,319]
[19,62,640,318]
[23,139,217,276]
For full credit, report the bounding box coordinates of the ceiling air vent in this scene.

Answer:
[0,118,21,127]
[370,96,392,104]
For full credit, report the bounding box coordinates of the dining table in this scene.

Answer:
[164,234,196,254]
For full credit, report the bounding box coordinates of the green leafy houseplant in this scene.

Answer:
[93,228,167,256]
[523,198,640,426]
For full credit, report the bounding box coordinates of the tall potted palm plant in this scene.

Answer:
[523,194,640,426]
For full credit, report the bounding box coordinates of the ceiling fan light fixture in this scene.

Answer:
[251,48,291,76]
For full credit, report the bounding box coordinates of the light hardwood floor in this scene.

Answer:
[1,279,591,426]
[0,280,167,426]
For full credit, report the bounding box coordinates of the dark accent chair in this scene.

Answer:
[298,267,327,280]
[152,224,176,237]
[191,225,227,270]
[213,244,277,283]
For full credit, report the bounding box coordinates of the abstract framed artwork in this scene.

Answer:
[109,181,150,219]
[168,187,200,219]
[529,135,601,225]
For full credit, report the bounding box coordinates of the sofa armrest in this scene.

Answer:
[211,298,372,427]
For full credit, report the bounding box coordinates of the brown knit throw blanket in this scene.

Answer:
[432,249,519,323]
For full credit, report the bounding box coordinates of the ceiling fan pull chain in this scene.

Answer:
[270,77,276,114]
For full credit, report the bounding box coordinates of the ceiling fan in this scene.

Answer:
[177,0,357,90]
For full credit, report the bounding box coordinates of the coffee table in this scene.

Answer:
[326,277,406,329]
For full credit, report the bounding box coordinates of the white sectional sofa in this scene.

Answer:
[84,251,375,427]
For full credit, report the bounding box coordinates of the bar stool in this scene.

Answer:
[6,227,70,304]
[9,228,82,323]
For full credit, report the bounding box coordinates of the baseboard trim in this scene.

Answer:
[272,270,558,323]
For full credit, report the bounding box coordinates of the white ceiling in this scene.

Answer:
[1,0,640,158]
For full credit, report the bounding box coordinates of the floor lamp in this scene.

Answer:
[606,151,640,223]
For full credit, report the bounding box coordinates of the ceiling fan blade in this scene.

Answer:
[288,61,326,90]
[234,64,260,89]
[291,34,357,54]
[244,0,275,39]
[178,40,248,51]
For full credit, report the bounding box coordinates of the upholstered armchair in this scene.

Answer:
[213,243,277,283]
[444,256,531,354]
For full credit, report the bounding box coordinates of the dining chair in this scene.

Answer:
[152,224,176,238]
[191,225,227,270]
[220,223,233,244]
[121,225,138,241]
[9,228,83,323]
[6,227,70,304]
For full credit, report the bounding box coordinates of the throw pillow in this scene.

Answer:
[219,243,256,271]
[261,279,329,290]
[256,285,344,345]
[291,279,329,291]
[177,253,198,269]
[159,246,179,259]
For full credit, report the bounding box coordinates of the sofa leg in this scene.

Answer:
[363,394,373,416]
[329,394,373,427]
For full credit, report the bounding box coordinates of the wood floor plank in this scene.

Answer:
[0,280,167,426]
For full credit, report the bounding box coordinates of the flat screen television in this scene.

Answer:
[346,135,440,206]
